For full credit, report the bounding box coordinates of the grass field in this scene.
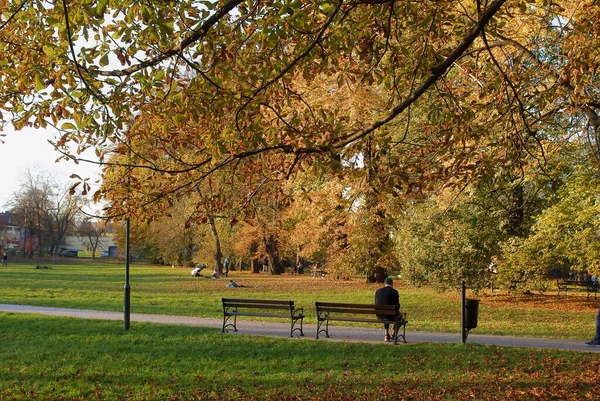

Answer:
[1,261,599,400]
[0,261,597,339]
[1,313,599,401]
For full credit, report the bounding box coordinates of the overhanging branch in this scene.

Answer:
[328,0,507,151]
[93,0,244,77]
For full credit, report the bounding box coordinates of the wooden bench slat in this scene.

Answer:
[223,298,292,305]
[321,316,399,323]
[225,311,291,319]
[315,302,396,309]
[223,303,292,310]
[317,307,397,315]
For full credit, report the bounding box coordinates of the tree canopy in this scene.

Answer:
[2,0,597,214]
[2,0,600,283]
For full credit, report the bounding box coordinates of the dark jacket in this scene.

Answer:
[375,285,400,307]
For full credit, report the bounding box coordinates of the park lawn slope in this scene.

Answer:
[0,313,598,401]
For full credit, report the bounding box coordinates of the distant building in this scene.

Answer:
[1,211,115,256]
[0,212,23,251]
[64,234,116,256]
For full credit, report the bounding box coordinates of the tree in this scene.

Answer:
[392,131,589,292]
[231,222,263,273]
[112,218,158,262]
[77,217,111,259]
[149,207,199,266]
[228,172,294,276]
[48,183,81,257]
[395,195,505,291]
[9,169,82,257]
[9,171,51,256]
[497,148,600,291]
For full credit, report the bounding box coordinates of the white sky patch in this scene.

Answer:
[0,126,102,210]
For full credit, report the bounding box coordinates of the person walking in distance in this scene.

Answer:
[375,277,400,342]
[223,256,231,278]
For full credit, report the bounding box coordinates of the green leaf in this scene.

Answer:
[96,0,109,17]
[99,54,109,67]
[142,6,152,23]
[34,74,46,91]
[61,122,77,131]
[158,21,174,34]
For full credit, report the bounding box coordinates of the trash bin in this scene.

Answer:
[464,299,479,329]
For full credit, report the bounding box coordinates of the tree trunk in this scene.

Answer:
[366,267,387,283]
[208,215,223,274]
[263,234,282,275]
[296,245,301,265]
[508,183,524,236]
[251,258,261,273]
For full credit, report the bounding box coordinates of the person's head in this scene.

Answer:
[384,277,393,287]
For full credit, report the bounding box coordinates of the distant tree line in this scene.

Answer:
[112,137,599,293]
[4,169,110,259]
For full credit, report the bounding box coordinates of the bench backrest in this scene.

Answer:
[315,302,399,317]
[557,278,593,285]
[222,298,294,310]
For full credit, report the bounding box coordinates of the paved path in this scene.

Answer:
[1,304,597,353]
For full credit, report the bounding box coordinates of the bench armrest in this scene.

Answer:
[293,307,304,316]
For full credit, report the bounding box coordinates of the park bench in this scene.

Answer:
[221,298,305,337]
[556,278,598,299]
[315,302,408,344]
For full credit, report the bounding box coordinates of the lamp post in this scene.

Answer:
[123,145,132,330]
[124,217,131,330]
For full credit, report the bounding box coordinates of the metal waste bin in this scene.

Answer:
[464,299,479,329]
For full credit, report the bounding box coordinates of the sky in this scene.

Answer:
[0,126,102,211]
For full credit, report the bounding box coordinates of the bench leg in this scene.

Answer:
[315,319,329,339]
[392,321,407,344]
[291,316,304,338]
[221,314,238,333]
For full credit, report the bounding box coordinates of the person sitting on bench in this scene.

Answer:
[375,277,400,342]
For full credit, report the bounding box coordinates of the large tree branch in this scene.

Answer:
[235,0,344,131]
[328,0,507,150]
[484,35,600,166]
[0,0,29,31]
[93,0,244,77]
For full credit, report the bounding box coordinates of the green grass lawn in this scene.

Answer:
[0,261,598,340]
[1,313,598,401]
[1,261,599,400]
